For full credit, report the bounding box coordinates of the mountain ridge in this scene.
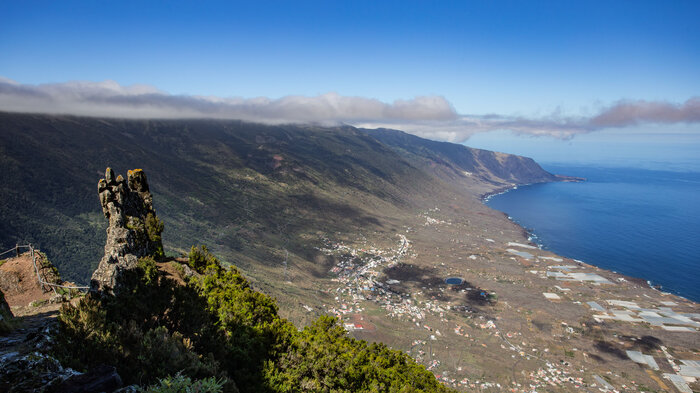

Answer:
[362,127,559,186]
[0,111,560,286]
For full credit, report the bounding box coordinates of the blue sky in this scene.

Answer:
[1,0,699,169]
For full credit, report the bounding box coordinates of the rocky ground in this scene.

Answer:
[0,253,62,316]
[0,250,126,392]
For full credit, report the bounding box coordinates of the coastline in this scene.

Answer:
[480,185,517,203]
[479,173,585,203]
[481,177,698,304]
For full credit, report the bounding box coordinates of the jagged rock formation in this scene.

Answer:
[90,168,164,294]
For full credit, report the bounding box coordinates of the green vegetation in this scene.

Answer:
[0,114,424,284]
[54,255,224,389]
[170,260,186,277]
[141,373,225,393]
[146,212,165,259]
[127,212,165,261]
[266,316,449,392]
[54,246,452,393]
[30,299,49,307]
[55,285,84,299]
[36,250,61,283]
[187,245,220,274]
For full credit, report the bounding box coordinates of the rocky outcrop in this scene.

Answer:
[51,365,123,393]
[90,168,164,294]
[0,315,75,392]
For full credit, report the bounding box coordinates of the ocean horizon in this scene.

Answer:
[485,164,700,302]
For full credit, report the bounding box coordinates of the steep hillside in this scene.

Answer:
[363,128,558,186]
[0,112,556,287]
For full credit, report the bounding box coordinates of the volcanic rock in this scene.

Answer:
[90,168,164,294]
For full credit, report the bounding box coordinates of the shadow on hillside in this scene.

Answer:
[289,193,383,228]
[594,340,627,359]
[531,320,552,333]
[635,335,663,351]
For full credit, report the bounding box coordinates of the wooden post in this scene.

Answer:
[15,243,19,257]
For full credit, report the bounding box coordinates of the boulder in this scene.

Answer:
[91,168,164,294]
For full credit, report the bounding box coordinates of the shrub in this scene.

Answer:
[265,316,451,393]
[138,256,160,286]
[52,294,120,370]
[146,212,165,259]
[140,373,225,393]
[53,258,225,388]
[186,245,292,392]
[187,245,222,274]
[55,246,453,393]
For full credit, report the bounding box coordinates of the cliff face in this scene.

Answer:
[91,168,163,294]
[362,128,558,185]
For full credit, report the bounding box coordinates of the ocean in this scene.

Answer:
[485,165,700,302]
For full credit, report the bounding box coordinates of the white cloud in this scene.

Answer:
[0,77,697,143]
[0,78,456,124]
[590,98,700,127]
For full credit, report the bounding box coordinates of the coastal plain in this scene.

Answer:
[284,178,700,392]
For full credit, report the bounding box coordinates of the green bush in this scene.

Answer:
[186,245,292,392]
[55,246,453,393]
[265,316,450,393]
[187,245,222,274]
[53,257,226,388]
[52,294,119,369]
[146,212,165,259]
[138,256,160,286]
[140,373,224,393]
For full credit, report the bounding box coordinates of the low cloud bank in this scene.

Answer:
[0,78,456,124]
[361,98,700,142]
[1,77,697,142]
[590,98,700,127]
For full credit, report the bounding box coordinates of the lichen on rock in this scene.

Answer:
[91,168,164,294]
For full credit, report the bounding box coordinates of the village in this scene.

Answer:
[313,233,599,391]
[306,205,700,393]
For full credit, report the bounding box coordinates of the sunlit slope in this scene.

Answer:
[0,112,556,287]
[363,128,558,185]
